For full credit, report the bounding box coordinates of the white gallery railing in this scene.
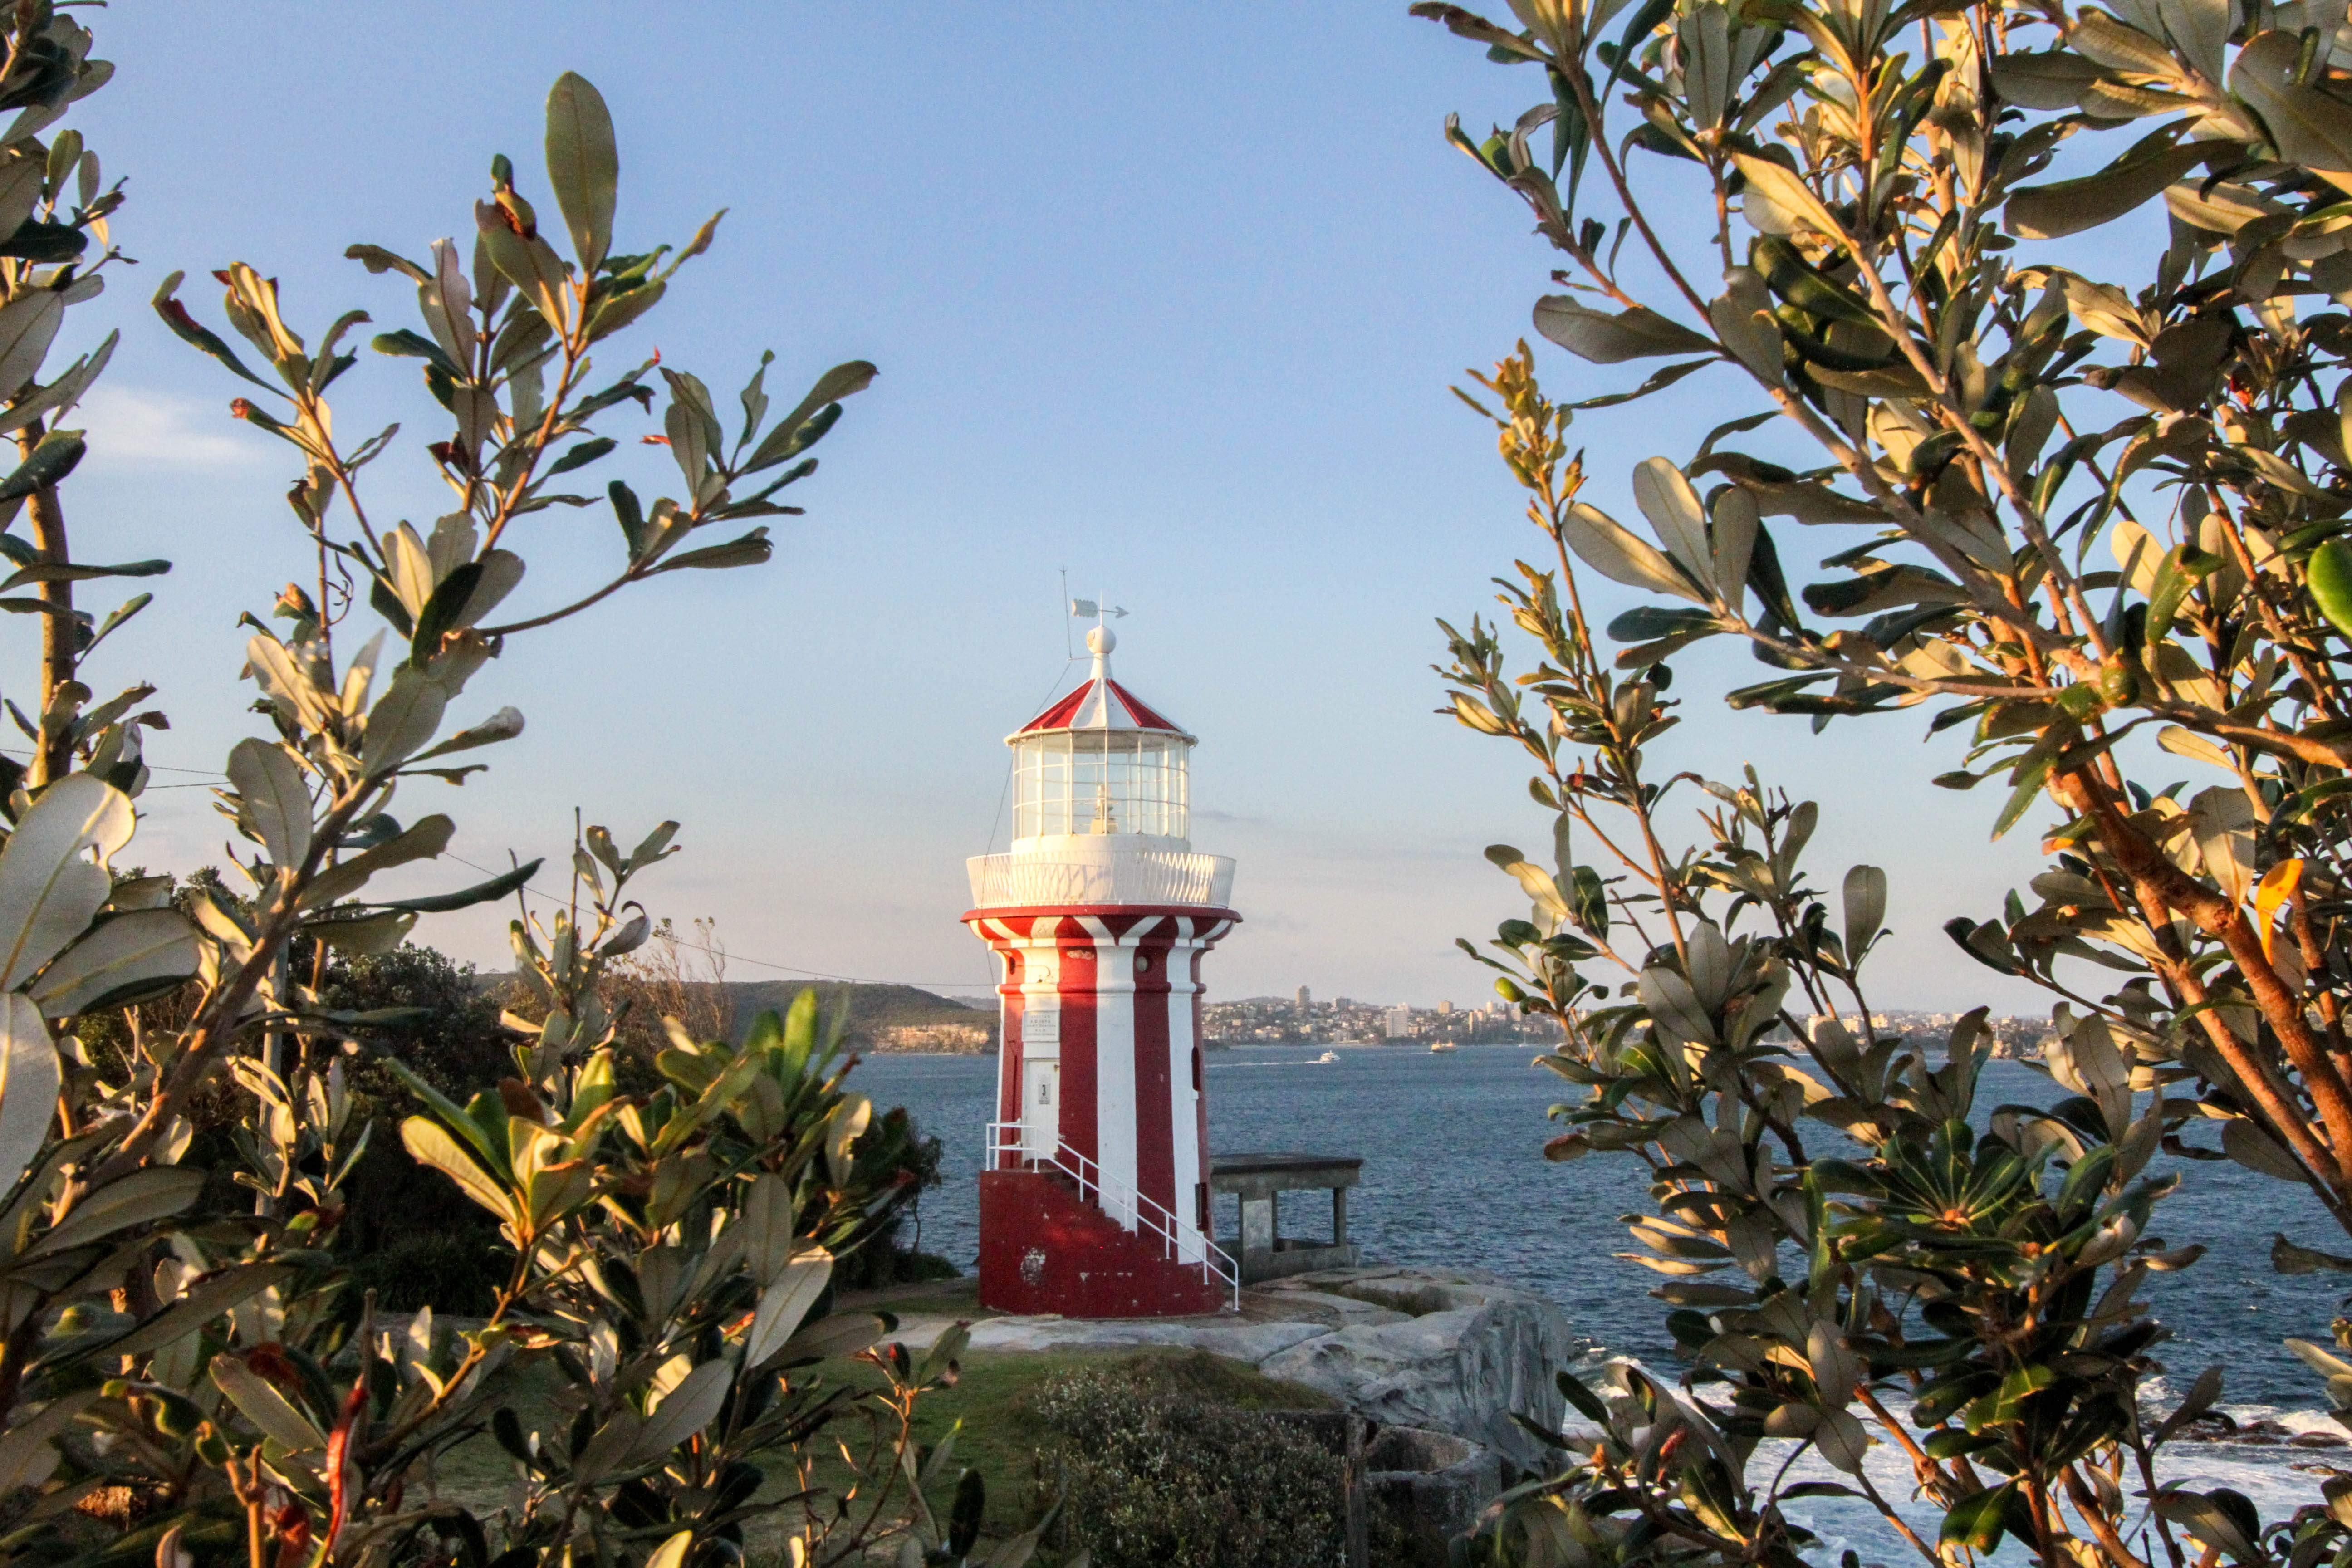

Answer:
[985,1121,1239,1309]
[966,848,1235,910]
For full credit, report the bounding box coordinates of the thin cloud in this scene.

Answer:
[77,386,265,468]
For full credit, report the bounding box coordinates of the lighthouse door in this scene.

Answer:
[1021,1060,1059,1160]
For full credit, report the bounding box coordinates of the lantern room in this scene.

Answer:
[1009,626,1194,850]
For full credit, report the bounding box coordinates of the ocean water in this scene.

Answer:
[853,1042,2352,1533]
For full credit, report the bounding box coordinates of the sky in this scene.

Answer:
[44,2,2073,1013]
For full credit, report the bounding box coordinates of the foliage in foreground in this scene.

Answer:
[0,10,1001,1567]
[1416,0,2352,1557]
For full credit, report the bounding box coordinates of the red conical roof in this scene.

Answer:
[1009,625,1194,742]
[1016,676,1186,737]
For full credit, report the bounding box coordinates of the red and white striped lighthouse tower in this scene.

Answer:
[965,624,1241,1316]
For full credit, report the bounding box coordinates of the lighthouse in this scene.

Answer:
[965,624,1241,1316]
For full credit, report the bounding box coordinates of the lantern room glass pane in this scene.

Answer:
[1012,730,1190,841]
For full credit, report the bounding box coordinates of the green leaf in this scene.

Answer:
[2273,1233,2352,1274]
[648,527,773,574]
[1940,1482,2015,1552]
[211,1354,328,1454]
[2233,31,2352,179]
[544,73,619,274]
[299,813,454,909]
[0,221,87,265]
[1813,1406,1870,1472]
[0,774,132,988]
[1556,1369,1611,1425]
[1969,1363,2057,1428]
[745,1252,835,1367]
[627,1360,733,1465]
[0,290,62,403]
[1989,48,2102,108]
[0,1389,96,1493]
[949,1468,986,1559]
[586,277,665,343]
[0,992,61,1196]
[308,908,415,955]
[408,560,487,663]
[344,243,431,283]
[1607,605,1718,642]
[608,480,646,556]
[381,1057,502,1171]
[376,858,541,914]
[1841,865,1886,960]
[406,706,524,765]
[1533,295,1716,363]
[1565,355,1713,410]
[2004,129,2205,239]
[30,909,201,1019]
[400,1114,514,1222]
[1560,501,1703,600]
[1990,749,2055,840]
[2154,1488,2265,1563]
[369,328,462,378]
[103,1264,291,1360]
[475,202,573,335]
[745,362,877,472]
[227,737,312,870]
[0,556,168,592]
[546,436,615,477]
[152,271,274,391]
[2223,1118,2307,1181]
[0,429,81,505]
[23,1166,205,1258]
[2151,1364,2225,1443]
[0,331,118,442]
[1731,152,1844,236]
[83,593,150,658]
[358,668,450,779]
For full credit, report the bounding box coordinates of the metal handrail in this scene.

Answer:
[985,1121,1239,1309]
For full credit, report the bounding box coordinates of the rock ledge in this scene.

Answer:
[896,1264,1583,1471]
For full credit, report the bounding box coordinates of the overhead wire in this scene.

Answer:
[441,850,996,991]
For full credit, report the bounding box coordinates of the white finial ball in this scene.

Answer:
[1087,624,1117,656]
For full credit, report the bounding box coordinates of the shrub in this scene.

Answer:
[833,1103,951,1290]
[0,25,965,1568]
[1026,1361,1346,1568]
[341,1229,510,1316]
[1414,0,2352,1554]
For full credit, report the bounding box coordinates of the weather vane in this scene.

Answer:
[1057,566,1127,657]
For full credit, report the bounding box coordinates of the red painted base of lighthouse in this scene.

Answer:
[977,1171,1229,1317]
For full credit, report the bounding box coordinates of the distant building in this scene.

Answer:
[1438,1000,1453,1014]
[872,1022,994,1053]
[1383,1006,1413,1039]
[1335,996,1352,1010]
[1297,985,1312,1010]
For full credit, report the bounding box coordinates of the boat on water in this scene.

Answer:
[1314,1049,1339,1063]
[1428,1041,1458,1054]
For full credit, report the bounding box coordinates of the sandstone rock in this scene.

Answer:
[1243,1286,1412,1329]
[1256,1265,1584,1470]
[950,1313,1334,1363]
[1367,1425,1504,1568]
[887,1263,1584,1477]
